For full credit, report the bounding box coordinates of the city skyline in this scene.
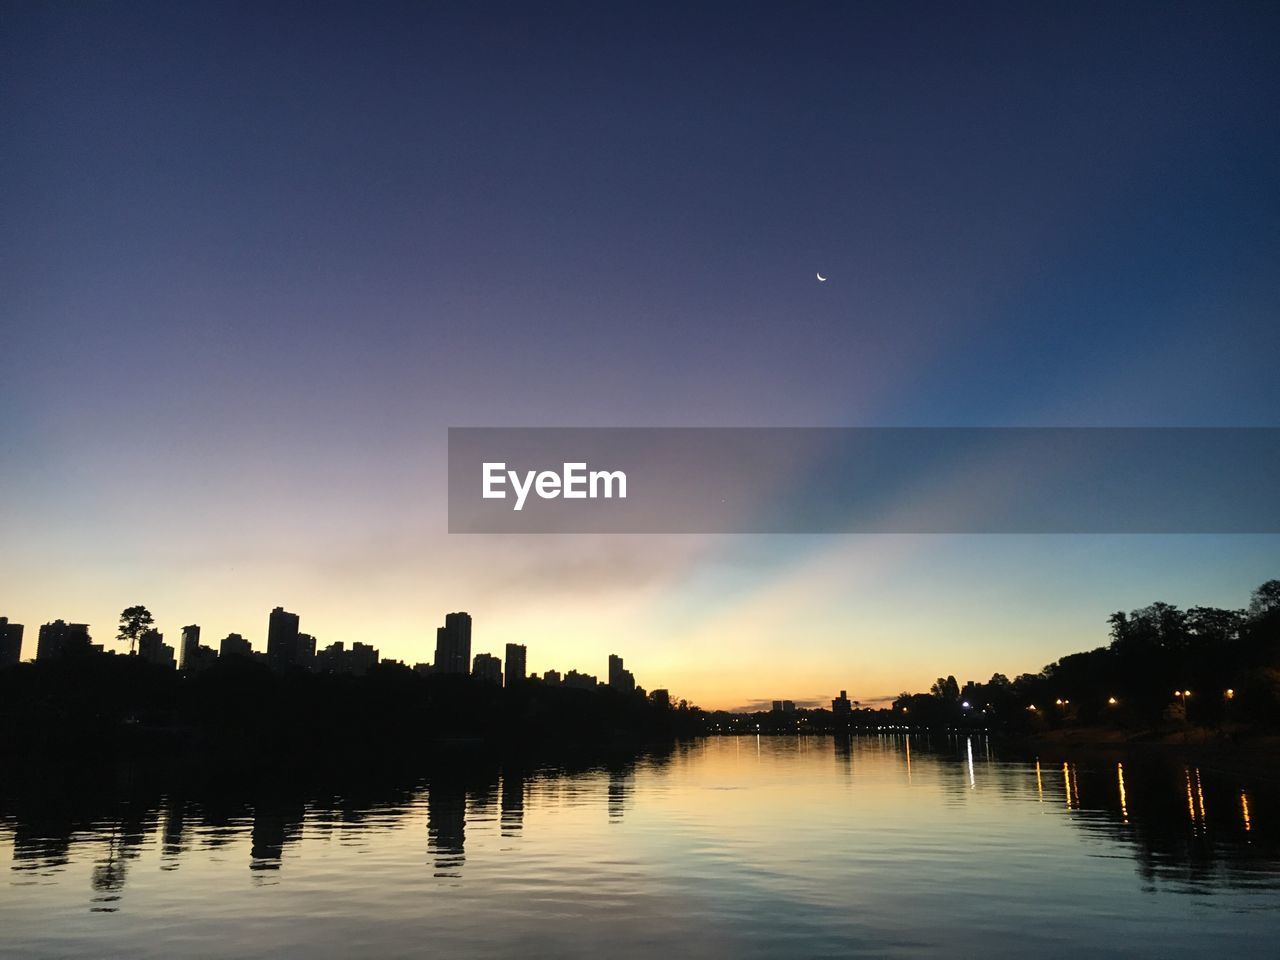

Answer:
[5,576,1276,711]
[1,603,677,700]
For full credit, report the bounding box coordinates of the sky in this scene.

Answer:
[2,1,1278,709]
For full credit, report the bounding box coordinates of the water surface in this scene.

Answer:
[3,735,1277,958]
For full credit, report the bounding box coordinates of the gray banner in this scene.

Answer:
[448,428,1280,533]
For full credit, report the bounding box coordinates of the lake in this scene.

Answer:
[2,734,1277,958]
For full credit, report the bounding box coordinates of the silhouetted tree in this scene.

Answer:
[117,605,154,656]
[1249,580,1280,619]
[930,676,960,701]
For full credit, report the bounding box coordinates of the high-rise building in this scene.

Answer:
[832,690,853,717]
[139,629,176,668]
[220,632,252,658]
[350,642,378,675]
[608,654,635,693]
[315,641,345,673]
[433,612,472,675]
[0,618,24,668]
[187,644,218,672]
[650,688,671,708]
[504,643,526,686]
[472,652,502,684]
[296,632,316,669]
[180,625,201,671]
[315,641,379,675]
[266,606,300,669]
[37,620,92,661]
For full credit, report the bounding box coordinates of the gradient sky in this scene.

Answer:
[2,1,1278,709]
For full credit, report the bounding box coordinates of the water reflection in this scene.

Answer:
[427,772,467,877]
[500,767,524,837]
[2,737,1278,956]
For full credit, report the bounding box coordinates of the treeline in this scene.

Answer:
[0,656,700,760]
[893,580,1280,733]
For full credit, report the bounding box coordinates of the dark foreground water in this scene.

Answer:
[3,735,1278,958]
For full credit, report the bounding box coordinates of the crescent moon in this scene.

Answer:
[816,272,827,282]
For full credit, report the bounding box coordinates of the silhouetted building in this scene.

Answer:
[315,641,379,676]
[832,690,853,717]
[771,700,796,713]
[472,652,502,684]
[179,625,201,671]
[138,629,176,668]
[434,612,472,675]
[187,644,218,672]
[266,606,301,669]
[37,620,92,661]
[504,643,526,686]
[608,654,636,693]
[564,669,598,689]
[296,632,316,670]
[315,641,345,673]
[413,662,434,676]
[650,688,670,708]
[0,617,23,667]
[350,642,378,675]
[220,632,252,658]
[542,668,562,685]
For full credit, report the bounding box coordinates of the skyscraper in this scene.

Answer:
[139,629,176,668]
[472,652,502,685]
[607,654,635,693]
[220,632,252,658]
[36,620,91,661]
[266,606,300,669]
[350,642,378,675]
[0,618,23,668]
[433,612,472,675]
[504,643,526,686]
[296,632,316,669]
[180,625,201,671]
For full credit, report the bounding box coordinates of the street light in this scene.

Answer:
[1108,696,1118,706]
